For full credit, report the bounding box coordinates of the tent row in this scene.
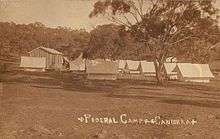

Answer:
[19,47,214,83]
[70,58,214,83]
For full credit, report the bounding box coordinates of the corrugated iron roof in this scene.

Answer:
[29,47,63,55]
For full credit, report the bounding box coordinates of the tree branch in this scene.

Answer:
[169,35,199,46]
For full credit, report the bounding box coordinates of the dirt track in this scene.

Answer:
[0,72,220,139]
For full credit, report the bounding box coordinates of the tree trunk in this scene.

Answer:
[154,61,165,85]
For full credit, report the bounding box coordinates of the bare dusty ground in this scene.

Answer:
[0,71,220,139]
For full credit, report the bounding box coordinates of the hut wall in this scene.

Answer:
[29,49,63,70]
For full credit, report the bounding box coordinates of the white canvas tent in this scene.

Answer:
[125,60,141,74]
[140,61,156,76]
[86,59,118,80]
[70,54,85,71]
[164,63,178,80]
[173,63,214,83]
[118,60,126,72]
[20,56,46,71]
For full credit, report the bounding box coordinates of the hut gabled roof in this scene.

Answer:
[29,47,63,55]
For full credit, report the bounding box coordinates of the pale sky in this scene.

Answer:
[0,0,220,31]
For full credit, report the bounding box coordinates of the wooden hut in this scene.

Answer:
[28,47,63,70]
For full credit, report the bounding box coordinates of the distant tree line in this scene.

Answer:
[0,21,219,64]
[0,22,90,60]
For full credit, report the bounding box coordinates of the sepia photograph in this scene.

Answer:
[0,0,220,138]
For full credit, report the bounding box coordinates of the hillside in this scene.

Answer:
[0,22,90,61]
[0,22,219,64]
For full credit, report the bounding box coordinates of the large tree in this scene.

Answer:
[90,0,219,84]
[84,24,152,60]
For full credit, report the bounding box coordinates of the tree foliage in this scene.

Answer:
[90,0,220,84]
[84,24,153,60]
[0,22,90,60]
